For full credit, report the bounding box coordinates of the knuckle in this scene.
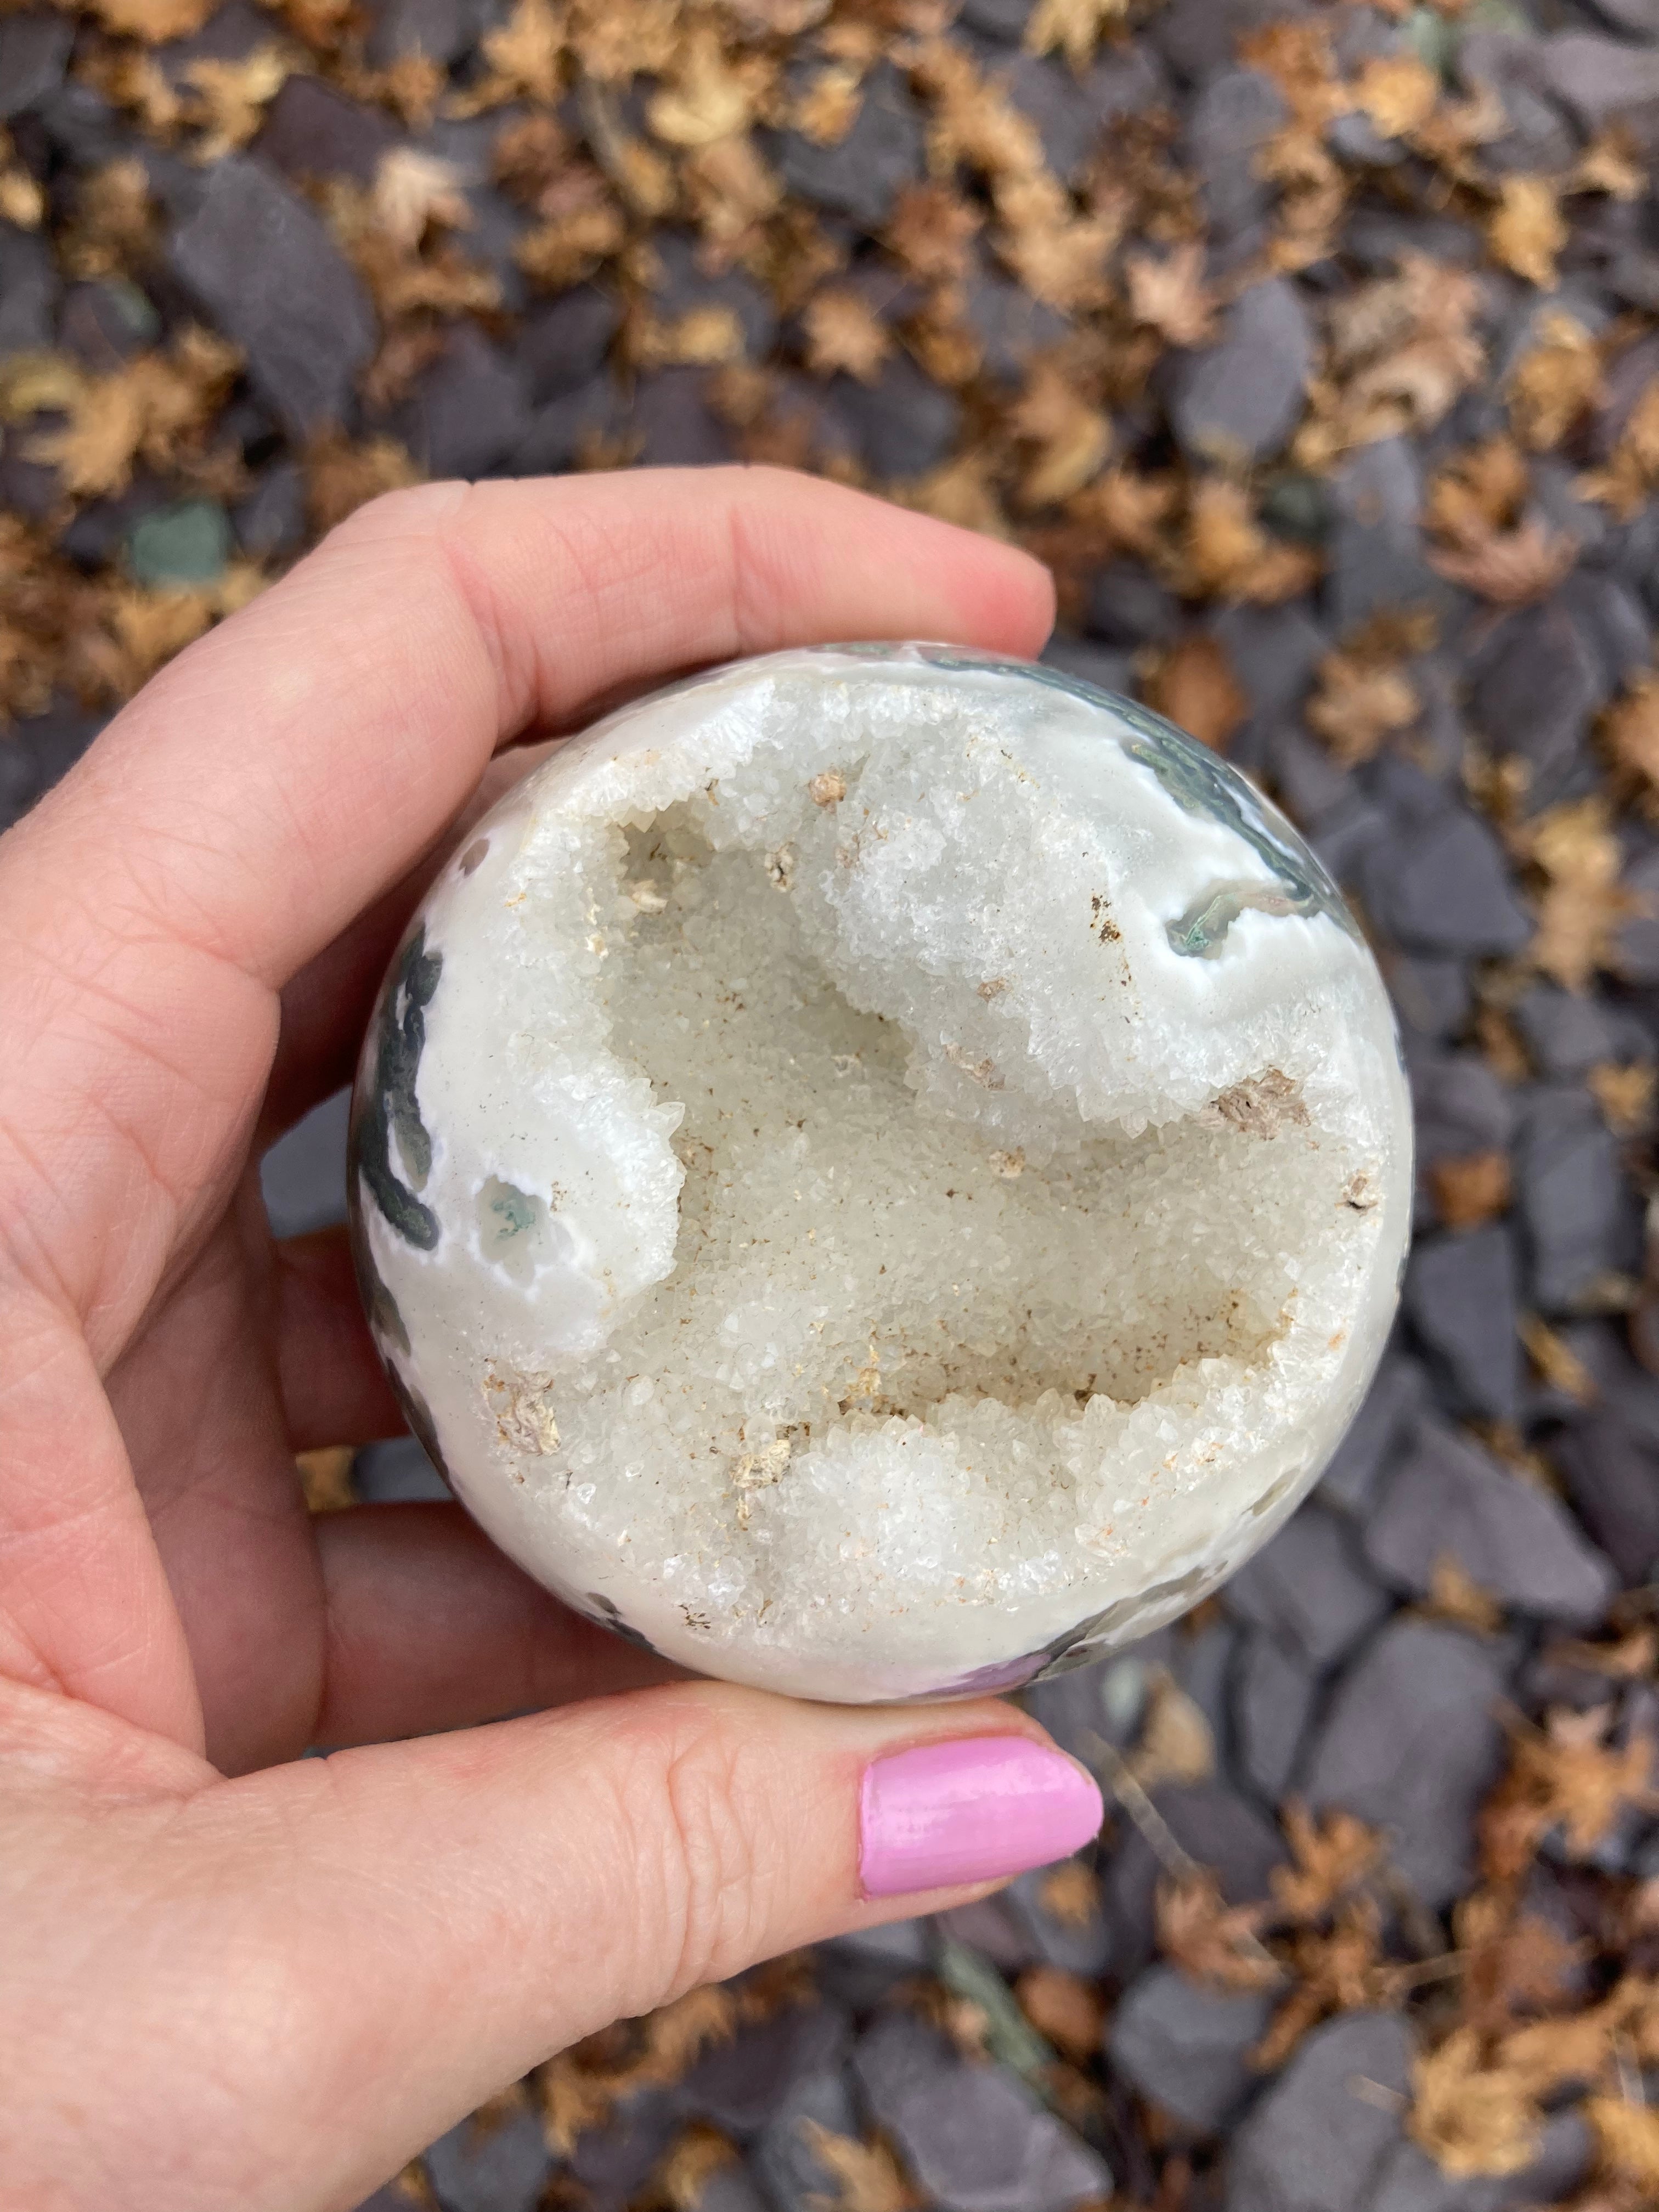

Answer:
[616,1700,777,2007]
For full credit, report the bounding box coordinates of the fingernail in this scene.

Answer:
[859,1735,1103,1899]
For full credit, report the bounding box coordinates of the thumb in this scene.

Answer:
[210,1682,1101,2208]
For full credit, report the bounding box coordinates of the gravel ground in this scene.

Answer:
[10,0,1659,2204]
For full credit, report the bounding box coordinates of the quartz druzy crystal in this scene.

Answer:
[349,644,1412,1703]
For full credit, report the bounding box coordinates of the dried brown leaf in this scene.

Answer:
[1421,1555,1505,1635]
[802,289,891,384]
[297,1445,355,1513]
[86,0,216,40]
[305,426,422,533]
[1024,0,1130,74]
[1124,242,1216,348]
[1009,359,1110,507]
[1427,516,1578,606]
[1488,176,1568,291]
[1306,650,1419,768]
[885,184,981,283]
[797,2121,916,2212]
[182,47,292,163]
[1271,1803,1383,1925]
[1509,312,1604,453]
[373,148,473,251]
[1429,1150,1512,1231]
[1527,797,1634,993]
[1353,53,1439,139]
[1038,1860,1102,1928]
[792,64,864,148]
[1141,635,1246,754]
[649,29,755,149]
[1014,1967,1104,2062]
[1157,1872,1282,1992]
[1128,1668,1216,1787]
[1589,2098,1659,2187]
[1410,2027,1543,2180]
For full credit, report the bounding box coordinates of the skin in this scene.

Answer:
[0,470,1066,2212]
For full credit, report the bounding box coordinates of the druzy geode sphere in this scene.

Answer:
[350,644,1412,1703]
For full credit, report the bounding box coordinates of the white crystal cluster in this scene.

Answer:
[351,646,1411,1702]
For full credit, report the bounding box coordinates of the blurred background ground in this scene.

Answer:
[10,0,1659,2203]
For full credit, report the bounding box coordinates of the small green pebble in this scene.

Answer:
[127,499,231,589]
[1260,473,1333,546]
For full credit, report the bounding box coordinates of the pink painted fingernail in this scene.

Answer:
[859,1735,1103,1899]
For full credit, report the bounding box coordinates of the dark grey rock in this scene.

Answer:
[633,366,735,468]
[1006,1864,1115,1977]
[235,462,308,562]
[1356,808,1532,960]
[520,285,620,405]
[1515,1083,1641,1312]
[1319,1353,1425,1518]
[0,11,72,121]
[1365,2109,1593,2212]
[834,353,960,481]
[1588,0,1659,35]
[1175,1616,1240,1767]
[772,64,924,233]
[1225,1506,1391,1669]
[1365,1416,1615,1626]
[398,325,531,479]
[1152,0,1312,84]
[424,2106,554,2212]
[512,375,621,476]
[1556,569,1650,697]
[1410,1049,1516,1161]
[58,277,159,370]
[701,2164,772,2212]
[567,2085,678,2199]
[1553,1412,1659,1584]
[1169,278,1312,466]
[958,0,1032,39]
[1108,1966,1276,2137]
[815,1919,930,2010]
[354,1434,451,1502]
[1513,985,1624,1080]
[0,703,106,835]
[171,157,377,438]
[1302,1620,1511,1909]
[1184,70,1288,239]
[1544,31,1659,142]
[1387,957,1471,1043]
[650,231,777,359]
[1404,1226,1522,1426]
[853,2012,1110,2212]
[1224,2011,1410,2212]
[262,1088,351,1239]
[1468,600,1607,807]
[753,2064,860,2212]
[34,81,129,170]
[1457,31,1581,174]
[0,224,58,355]
[936,1894,1040,1974]
[1214,601,1329,730]
[255,75,401,184]
[1041,637,1135,697]
[1327,438,1453,635]
[368,0,479,68]
[678,2002,851,2138]
[963,263,1069,385]
[1086,562,1182,650]
[1234,1630,1319,1802]
[1000,54,1106,185]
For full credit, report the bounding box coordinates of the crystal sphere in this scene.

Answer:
[349,645,1412,1702]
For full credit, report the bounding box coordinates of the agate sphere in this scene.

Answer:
[349,645,1412,1702]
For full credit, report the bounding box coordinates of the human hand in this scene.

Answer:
[0,467,1102,2211]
